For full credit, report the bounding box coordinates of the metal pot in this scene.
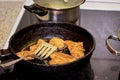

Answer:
[0,22,95,75]
[105,30,120,56]
[24,0,85,23]
[33,0,85,9]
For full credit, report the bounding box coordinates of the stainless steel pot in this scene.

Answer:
[105,30,120,56]
[35,6,80,23]
[24,0,85,23]
[33,0,85,9]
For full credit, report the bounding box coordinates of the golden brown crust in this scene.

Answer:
[49,37,65,49]
[16,37,85,65]
[17,39,45,60]
[49,52,76,65]
[65,40,84,58]
[29,39,45,52]
[16,51,34,60]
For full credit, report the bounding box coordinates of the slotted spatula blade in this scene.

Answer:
[34,42,57,59]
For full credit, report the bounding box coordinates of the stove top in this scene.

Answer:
[0,9,120,80]
[0,62,94,80]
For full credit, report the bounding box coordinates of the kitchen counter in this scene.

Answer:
[0,1,24,49]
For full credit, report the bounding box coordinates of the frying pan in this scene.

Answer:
[0,22,95,74]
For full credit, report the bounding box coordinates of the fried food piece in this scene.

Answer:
[16,37,85,65]
[17,39,45,60]
[29,39,45,52]
[49,37,65,49]
[49,52,76,65]
[65,40,84,58]
[16,51,33,60]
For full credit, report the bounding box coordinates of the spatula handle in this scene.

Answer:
[0,58,23,68]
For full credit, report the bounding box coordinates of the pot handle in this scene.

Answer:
[105,35,120,56]
[24,4,48,16]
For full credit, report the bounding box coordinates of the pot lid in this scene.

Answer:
[33,0,85,9]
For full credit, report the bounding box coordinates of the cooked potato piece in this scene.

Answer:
[65,40,84,58]
[49,37,65,49]
[49,52,76,65]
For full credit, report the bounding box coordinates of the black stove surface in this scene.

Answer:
[0,62,94,80]
[0,10,120,80]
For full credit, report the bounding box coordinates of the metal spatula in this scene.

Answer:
[34,42,57,59]
[0,42,57,68]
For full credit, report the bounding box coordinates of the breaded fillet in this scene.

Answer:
[17,39,45,60]
[16,51,33,60]
[49,52,76,65]
[16,37,85,65]
[29,39,45,52]
[65,40,84,58]
[49,37,65,49]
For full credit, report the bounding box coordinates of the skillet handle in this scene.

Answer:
[0,58,23,68]
[105,35,120,56]
[0,49,13,61]
[0,49,15,74]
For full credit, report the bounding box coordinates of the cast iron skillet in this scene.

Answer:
[0,22,95,74]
